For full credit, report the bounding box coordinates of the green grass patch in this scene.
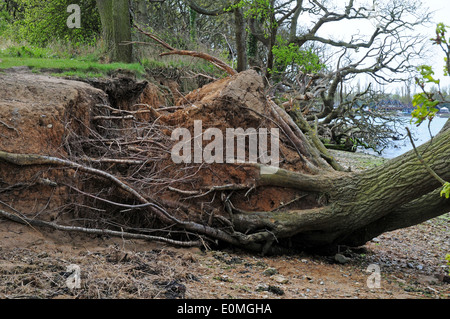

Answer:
[0,45,146,78]
[0,44,227,80]
[141,57,227,77]
[0,55,146,78]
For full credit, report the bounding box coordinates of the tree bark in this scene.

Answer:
[96,0,113,53]
[186,0,247,72]
[189,7,198,42]
[233,5,248,72]
[2,125,447,251]
[96,0,133,63]
[232,124,450,249]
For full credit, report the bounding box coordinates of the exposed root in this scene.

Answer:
[0,209,202,247]
[2,70,447,255]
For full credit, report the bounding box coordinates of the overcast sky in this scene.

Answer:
[416,0,450,89]
[302,0,450,94]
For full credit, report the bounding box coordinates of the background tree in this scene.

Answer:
[0,0,436,152]
[1,68,448,253]
[3,0,100,46]
[170,0,431,152]
[96,0,132,63]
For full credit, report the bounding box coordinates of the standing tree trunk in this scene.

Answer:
[237,126,450,250]
[234,5,248,72]
[96,0,113,54]
[96,0,133,63]
[264,0,277,79]
[130,0,150,41]
[112,0,132,63]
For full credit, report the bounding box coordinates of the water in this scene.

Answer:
[357,116,448,159]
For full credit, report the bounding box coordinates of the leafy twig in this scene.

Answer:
[406,127,449,198]
[406,127,446,185]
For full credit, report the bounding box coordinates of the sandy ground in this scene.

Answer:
[0,214,448,299]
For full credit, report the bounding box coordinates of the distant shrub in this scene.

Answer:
[10,0,100,47]
[2,45,58,58]
[0,8,11,35]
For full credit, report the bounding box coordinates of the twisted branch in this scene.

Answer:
[132,24,237,76]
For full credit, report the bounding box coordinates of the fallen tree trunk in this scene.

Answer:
[0,70,448,254]
[1,124,448,252]
[234,126,450,248]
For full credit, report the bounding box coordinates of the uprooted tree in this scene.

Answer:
[0,68,448,254]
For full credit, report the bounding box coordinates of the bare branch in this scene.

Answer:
[0,209,202,247]
[133,24,237,76]
[186,0,231,16]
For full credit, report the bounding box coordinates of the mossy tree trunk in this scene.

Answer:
[233,4,248,72]
[96,0,113,50]
[232,123,450,250]
[96,0,132,63]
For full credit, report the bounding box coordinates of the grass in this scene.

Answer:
[0,44,226,80]
[0,43,149,78]
[0,55,146,78]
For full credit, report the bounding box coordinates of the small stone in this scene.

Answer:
[256,284,268,292]
[267,285,284,296]
[263,267,278,276]
[272,275,289,284]
[335,253,351,264]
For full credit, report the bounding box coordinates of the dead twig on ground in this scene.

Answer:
[0,209,202,247]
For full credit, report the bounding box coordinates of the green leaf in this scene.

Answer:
[417,65,440,84]
[441,182,450,199]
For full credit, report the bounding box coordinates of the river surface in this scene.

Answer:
[357,116,448,159]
